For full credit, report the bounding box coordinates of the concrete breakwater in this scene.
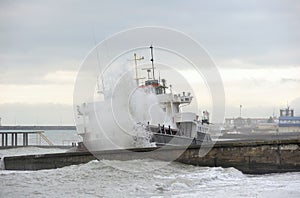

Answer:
[3,139,300,174]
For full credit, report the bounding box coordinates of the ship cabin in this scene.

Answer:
[139,79,168,95]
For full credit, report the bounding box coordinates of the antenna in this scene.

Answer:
[92,27,104,93]
[158,70,161,83]
[150,45,155,80]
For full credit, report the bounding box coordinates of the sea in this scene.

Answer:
[0,130,300,198]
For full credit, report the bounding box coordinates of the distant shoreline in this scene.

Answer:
[0,126,76,130]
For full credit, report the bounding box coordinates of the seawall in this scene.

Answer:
[3,139,300,174]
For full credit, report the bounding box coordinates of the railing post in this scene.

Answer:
[5,133,8,147]
[1,133,4,147]
[26,133,28,146]
[11,133,14,147]
[23,133,26,146]
[15,133,18,146]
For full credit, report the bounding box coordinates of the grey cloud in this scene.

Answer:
[1,0,299,73]
[1,0,299,69]
[281,78,300,83]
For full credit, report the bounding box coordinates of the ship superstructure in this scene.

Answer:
[138,46,211,146]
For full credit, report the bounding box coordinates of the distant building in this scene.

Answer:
[224,116,276,133]
[278,107,300,132]
[225,117,270,128]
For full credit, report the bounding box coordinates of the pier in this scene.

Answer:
[0,125,76,131]
[0,131,53,148]
[3,139,300,174]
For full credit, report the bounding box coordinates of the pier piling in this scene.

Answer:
[0,131,52,148]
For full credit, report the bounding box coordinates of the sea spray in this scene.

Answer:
[132,123,155,147]
[82,63,172,151]
[129,87,172,147]
[129,86,171,127]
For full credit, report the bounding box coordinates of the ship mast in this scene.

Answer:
[133,53,144,86]
[150,45,155,80]
[142,45,157,80]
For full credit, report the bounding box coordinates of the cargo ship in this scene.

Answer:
[75,45,212,150]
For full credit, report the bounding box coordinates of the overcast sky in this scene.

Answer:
[0,0,300,125]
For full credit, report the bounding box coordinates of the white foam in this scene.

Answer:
[1,159,300,197]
